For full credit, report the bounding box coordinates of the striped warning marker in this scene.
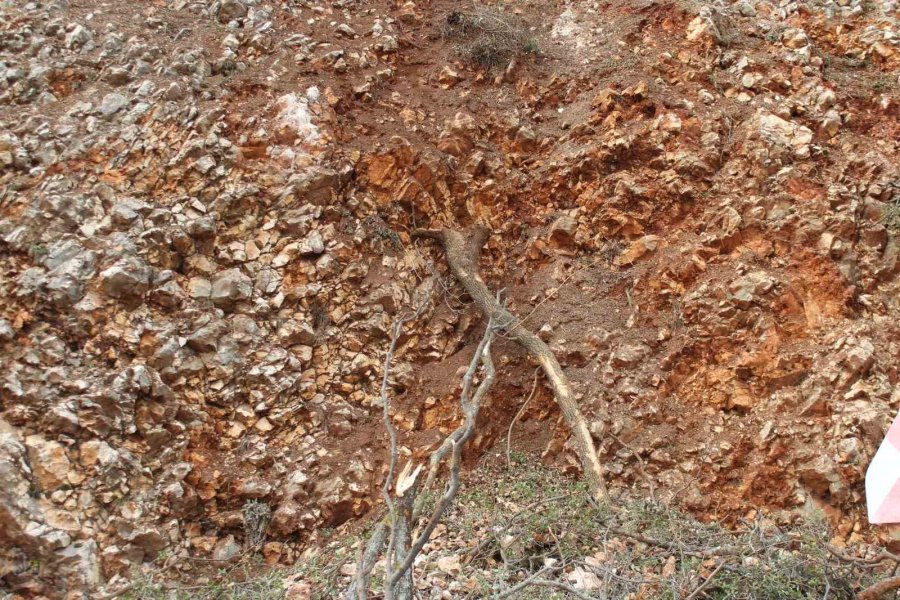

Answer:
[866,409,900,524]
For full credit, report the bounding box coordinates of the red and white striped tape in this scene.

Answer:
[866,409,900,524]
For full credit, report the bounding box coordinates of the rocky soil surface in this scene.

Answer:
[0,0,898,596]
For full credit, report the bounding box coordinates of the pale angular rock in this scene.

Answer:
[210,268,252,307]
[99,92,127,117]
[782,28,809,49]
[842,339,875,383]
[0,422,48,550]
[233,478,272,499]
[188,277,212,298]
[79,440,119,468]
[0,318,14,342]
[213,535,242,561]
[758,111,813,158]
[376,35,399,53]
[437,66,461,87]
[278,320,317,346]
[24,435,71,492]
[729,272,775,308]
[737,1,756,16]
[548,215,578,249]
[150,279,185,308]
[99,256,152,299]
[274,93,321,145]
[314,475,355,526]
[609,343,650,369]
[119,524,168,554]
[187,320,228,352]
[336,23,357,37]
[437,554,462,575]
[798,455,844,499]
[437,112,478,157]
[821,109,842,137]
[615,235,661,266]
[162,481,200,516]
[56,540,100,588]
[299,230,325,256]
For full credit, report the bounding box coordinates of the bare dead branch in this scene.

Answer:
[391,477,419,600]
[388,321,496,591]
[413,226,608,502]
[379,287,434,600]
[352,309,496,600]
[609,527,740,559]
[824,543,900,566]
[490,566,557,600]
[348,520,386,600]
[381,316,408,600]
[413,318,497,521]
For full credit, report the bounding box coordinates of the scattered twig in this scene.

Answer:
[506,367,540,468]
[490,566,556,599]
[610,433,657,504]
[824,544,900,566]
[684,560,728,600]
[524,578,598,600]
[609,527,740,559]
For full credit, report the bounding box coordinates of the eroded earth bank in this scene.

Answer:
[0,0,898,596]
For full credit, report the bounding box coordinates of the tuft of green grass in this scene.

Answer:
[29,243,48,260]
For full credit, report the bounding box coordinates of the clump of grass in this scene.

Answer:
[28,242,48,260]
[243,500,271,548]
[440,8,539,69]
[882,198,900,235]
[123,557,284,600]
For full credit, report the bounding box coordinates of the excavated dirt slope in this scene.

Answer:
[0,0,898,595]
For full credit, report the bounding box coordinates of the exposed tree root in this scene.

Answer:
[859,575,900,600]
[413,226,608,502]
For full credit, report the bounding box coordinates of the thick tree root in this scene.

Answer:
[413,226,608,501]
[859,575,900,600]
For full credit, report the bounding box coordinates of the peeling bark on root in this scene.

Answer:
[413,226,608,502]
[859,575,900,600]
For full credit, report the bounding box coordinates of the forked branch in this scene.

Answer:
[413,226,608,502]
[346,311,497,600]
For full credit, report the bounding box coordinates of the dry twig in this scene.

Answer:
[506,367,539,468]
